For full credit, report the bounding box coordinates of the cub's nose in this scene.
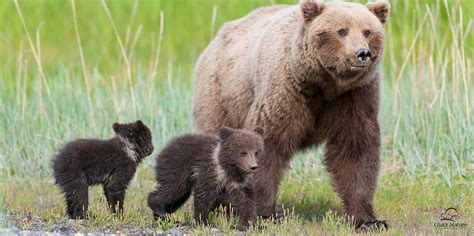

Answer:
[250,166,258,171]
[148,146,154,155]
[356,48,372,62]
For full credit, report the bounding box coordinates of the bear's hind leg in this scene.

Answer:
[63,176,89,219]
[148,181,192,219]
[164,190,192,213]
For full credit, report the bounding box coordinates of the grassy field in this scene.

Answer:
[0,0,473,234]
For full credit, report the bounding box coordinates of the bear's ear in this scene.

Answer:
[367,0,390,24]
[136,120,145,128]
[253,127,264,137]
[113,123,122,133]
[300,0,324,23]
[219,126,234,140]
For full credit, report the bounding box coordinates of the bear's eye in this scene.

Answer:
[363,29,371,38]
[240,151,247,156]
[337,29,348,37]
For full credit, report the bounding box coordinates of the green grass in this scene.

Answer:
[0,0,473,234]
[1,168,472,234]
[0,199,5,228]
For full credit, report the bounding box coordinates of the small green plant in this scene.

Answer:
[153,217,178,232]
[0,200,5,228]
[321,210,352,234]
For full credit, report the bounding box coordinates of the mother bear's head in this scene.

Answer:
[297,0,390,87]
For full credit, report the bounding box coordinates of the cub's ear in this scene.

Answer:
[136,120,144,127]
[219,126,234,140]
[112,123,122,133]
[300,0,324,23]
[367,0,390,24]
[254,127,264,137]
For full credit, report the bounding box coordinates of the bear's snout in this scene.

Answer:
[147,145,154,155]
[245,157,258,173]
[356,48,372,63]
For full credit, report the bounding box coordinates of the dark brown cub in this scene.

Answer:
[53,120,154,219]
[147,127,264,229]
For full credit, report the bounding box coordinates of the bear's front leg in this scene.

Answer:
[193,181,217,225]
[104,172,132,216]
[103,184,126,216]
[228,185,256,229]
[253,145,289,218]
[323,116,387,230]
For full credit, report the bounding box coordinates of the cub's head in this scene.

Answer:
[300,0,389,82]
[113,120,154,158]
[217,126,264,181]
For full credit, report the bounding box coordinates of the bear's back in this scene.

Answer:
[53,138,124,182]
[156,134,219,165]
[193,4,301,133]
[211,5,295,61]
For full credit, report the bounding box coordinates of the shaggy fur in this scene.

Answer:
[193,0,390,229]
[53,120,154,219]
[147,127,264,229]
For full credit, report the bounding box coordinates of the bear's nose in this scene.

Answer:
[250,166,258,171]
[356,48,372,62]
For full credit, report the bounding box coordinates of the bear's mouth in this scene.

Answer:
[350,65,366,70]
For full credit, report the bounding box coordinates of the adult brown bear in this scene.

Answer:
[193,0,390,228]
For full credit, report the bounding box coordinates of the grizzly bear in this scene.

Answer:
[193,0,390,229]
[53,120,154,219]
[147,127,264,229]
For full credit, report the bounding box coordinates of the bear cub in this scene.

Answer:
[148,127,264,229]
[53,120,154,219]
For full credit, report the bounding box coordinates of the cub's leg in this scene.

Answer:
[104,172,134,216]
[103,183,126,216]
[103,168,137,216]
[228,186,256,229]
[62,174,89,219]
[193,179,218,225]
[148,180,192,219]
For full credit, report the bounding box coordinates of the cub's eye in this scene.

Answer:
[338,29,348,37]
[240,151,247,156]
[363,29,371,38]
[255,151,260,156]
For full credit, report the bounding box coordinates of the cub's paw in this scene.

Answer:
[259,205,287,222]
[275,205,286,219]
[356,220,389,231]
[152,212,167,221]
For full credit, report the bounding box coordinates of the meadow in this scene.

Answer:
[0,0,473,234]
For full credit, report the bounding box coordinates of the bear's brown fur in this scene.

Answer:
[147,127,264,229]
[53,120,154,219]
[193,0,390,229]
